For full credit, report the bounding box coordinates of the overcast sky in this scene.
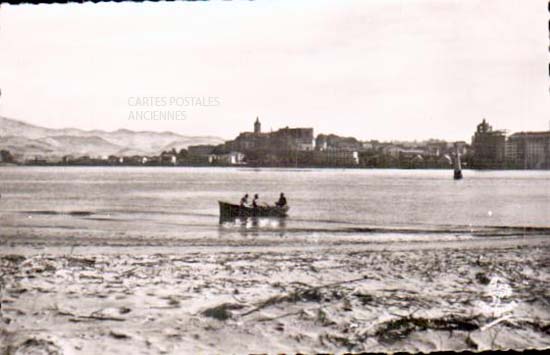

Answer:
[0,0,548,141]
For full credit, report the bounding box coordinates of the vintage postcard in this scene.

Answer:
[0,0,549,354]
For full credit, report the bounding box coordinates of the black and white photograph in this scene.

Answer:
[0,0,549,353]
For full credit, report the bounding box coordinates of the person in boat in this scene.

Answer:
[275,192,287,208]
[240,193,249,207]
[252,194,260,209]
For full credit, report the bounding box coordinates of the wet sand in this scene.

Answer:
[1,234,550,354]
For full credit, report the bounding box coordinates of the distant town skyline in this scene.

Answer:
[0,1,548,141]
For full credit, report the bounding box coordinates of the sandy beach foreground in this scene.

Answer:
[1,235,550,354]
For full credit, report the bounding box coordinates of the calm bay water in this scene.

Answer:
[1,167,549,243]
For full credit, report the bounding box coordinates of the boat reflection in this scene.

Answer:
[218,215,287,237]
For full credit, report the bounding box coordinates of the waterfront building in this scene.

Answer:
[361,142,374,151]
[381,144,402,158]
[226,117,314,155]
[362,140,385,152]
[316,134,361,152]
[398,148,427,159]
[271,127,315,151]
[225,117,270,152]
[505,131,550,169]
[160,151,177,165]
[208,152,245,165]
[226,133,266,152]
[425,140,448,157]
[311,149,359,166]
[471,119,506,168]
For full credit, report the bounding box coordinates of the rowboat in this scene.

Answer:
[218,201,289,219]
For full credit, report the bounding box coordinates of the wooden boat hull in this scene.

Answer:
[218,201,289,219]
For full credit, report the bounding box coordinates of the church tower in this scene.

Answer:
[254,116,261,134]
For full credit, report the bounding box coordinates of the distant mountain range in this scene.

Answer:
[0,116,224,159]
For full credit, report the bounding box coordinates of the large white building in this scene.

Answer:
[505,131,550,169]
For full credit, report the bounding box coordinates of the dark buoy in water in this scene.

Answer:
[453,143,463,180]
[454,168,463,180]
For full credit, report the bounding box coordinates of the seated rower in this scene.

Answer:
[275,192,287,208]
[240,193,249,207]
[252,194,260,209]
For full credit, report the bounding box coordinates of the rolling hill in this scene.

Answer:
[0,116,225,159]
